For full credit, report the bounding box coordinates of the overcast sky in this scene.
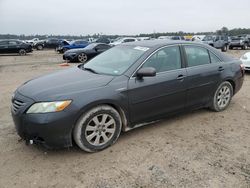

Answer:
[0,0,250,35]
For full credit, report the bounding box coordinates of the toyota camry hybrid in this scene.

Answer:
[11,40,244,152]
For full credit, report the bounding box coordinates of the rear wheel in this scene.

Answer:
[37,45,43,50]
[78,53,88,63]
[210,81,233,112]
[19,49,26,56]
[73,105,122,152]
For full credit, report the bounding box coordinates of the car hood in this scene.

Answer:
[17,66,114,101]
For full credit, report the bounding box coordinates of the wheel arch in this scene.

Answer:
[225,79,235,94]
[72,100,129,136]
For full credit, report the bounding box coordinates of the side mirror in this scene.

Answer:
[136,67,156,79]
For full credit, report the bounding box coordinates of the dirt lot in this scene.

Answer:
[0,49,250,188]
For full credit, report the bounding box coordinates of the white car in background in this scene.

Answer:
[240,52,250,71]
[26,38,40,45]
[110,37,137,46]
[158,36,171,40]
[192,35,206,41]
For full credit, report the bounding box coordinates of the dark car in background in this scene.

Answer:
[33,38,63,50]
[0,39,32,55]
[63,43,111,63]
[11,40,244,152]
[229,36,249,50]
[57,40,89,53]
[55,40,70,53]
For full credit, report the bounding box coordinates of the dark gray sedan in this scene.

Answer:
[63,43,111,63]
[11,40,244,152]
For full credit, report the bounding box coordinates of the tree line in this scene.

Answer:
[0,27,249,40]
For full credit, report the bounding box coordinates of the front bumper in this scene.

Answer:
[63,53,77,61]
[11,92,74,149]
[229,43,244,47]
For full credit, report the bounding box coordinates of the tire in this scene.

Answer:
[73,105,122,152]
[229,46,233,50]
[243,43,248,50]
[37,45,43,50]
[221,45,227,52]
[78,53,88,63]
[210,81,233,112]
[19,49,26,56]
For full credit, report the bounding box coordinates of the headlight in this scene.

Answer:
[26,100,72,114]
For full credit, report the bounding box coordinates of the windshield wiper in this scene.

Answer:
[82,66,98,74]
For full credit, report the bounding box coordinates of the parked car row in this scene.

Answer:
[201,34,250,52]
[1,34,250,56]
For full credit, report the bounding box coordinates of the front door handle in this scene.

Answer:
[177,75,185,81]
[218,66,224,71]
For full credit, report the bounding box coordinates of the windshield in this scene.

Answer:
[83,45,148,76]
[202,36,214,41]
[113,37,123,42]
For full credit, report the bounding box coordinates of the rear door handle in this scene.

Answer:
[177,75,185,81]
[218,66,224,71]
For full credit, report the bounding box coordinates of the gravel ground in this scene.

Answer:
[0,49,249,188]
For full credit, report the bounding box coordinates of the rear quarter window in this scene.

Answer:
[209,52,221,63]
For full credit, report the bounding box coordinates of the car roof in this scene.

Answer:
[120,39,205,48]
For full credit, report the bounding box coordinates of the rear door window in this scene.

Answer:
[184,46,210,67]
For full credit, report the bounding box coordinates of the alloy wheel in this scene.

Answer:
[85,114,116,146]
[78,53,88,63]
[217,85,231,109]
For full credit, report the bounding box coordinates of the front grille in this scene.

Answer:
[12,99,25,113]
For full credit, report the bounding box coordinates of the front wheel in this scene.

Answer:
[221,45,227,52]
[78,53,88,63]
[73,105,122,152]
[210,81,233,112]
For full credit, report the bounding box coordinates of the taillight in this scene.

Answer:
[240,64,245,76]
